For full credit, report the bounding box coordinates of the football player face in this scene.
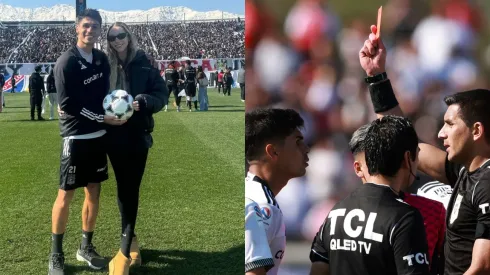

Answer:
[108,26,129,54]
[76,17,101,46]
[438,104,473,163]
[275,129,309,178]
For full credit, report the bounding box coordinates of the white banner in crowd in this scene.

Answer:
[0,58,245,92]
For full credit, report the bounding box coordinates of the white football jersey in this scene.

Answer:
[417,181,453,209]
[245,172,286,275]
[245,198,274,272]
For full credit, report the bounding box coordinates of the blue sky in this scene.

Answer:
[0,0,244,14]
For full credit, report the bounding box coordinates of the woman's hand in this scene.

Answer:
[133,101,140,111]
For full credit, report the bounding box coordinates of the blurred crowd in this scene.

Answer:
[0,19,244,63]
[246,0,490,241]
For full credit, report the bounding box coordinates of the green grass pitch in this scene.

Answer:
[0,88,244,275]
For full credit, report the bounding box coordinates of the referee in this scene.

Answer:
[310,116,430,275]
[349,123,446,274]
[48,9,124,275]
[360,24,490,274]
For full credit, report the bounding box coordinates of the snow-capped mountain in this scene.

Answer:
[0,4,243,22]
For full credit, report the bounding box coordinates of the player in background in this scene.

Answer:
[310,116,430,275]
[184,60,197,111]
[216,69,224,94]
[164,61,180,112]
[105,22,167,275]
[360,24,490,274]
[245,108,310,275]
[46,68,58,120]
[49,9,125,275]
[223,67,233,96]
[0,72,4,111]
[349,123,446,274]
[245,197,275,275]
[29,65,46,120]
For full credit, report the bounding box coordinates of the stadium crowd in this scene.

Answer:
[0,19,244,63]
[247,0,489,242]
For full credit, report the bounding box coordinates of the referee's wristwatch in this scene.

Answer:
[365,72,388,84]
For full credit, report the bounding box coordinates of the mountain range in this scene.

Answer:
[0,4,244,22]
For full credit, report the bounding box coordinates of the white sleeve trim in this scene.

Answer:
[472,181,481,204]
[80,108,104,123]
[389,223,398,246]
[311,249,329,261]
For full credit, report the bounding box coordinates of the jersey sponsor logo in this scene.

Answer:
[328,208,383,242]
[330,239,374,254]
[83,72,103,85]
[261,206,272,220]
[479,203,490,214]
[403,253,429,266]
[450,194,464,224]
[254,205,262,218]
[328,208,383,255]
[275,250,284,259]
[433,186,452,197]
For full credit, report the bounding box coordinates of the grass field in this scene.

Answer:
[0,88,244,275]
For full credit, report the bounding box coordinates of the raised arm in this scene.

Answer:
[359,24,449,184]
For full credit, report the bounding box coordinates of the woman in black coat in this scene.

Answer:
[105,21,168,274]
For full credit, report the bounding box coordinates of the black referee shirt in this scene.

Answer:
[444,158,490,274]
[310,183,430,275]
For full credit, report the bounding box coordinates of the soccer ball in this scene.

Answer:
[103,89,134,120]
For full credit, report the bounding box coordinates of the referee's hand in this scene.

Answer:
[104,115,127,125]
[359,25,386,76]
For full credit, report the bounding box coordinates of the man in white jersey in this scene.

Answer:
[245,198,275,274]
[245,108,310,275]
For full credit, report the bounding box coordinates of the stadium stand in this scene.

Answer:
[0,19,244,63]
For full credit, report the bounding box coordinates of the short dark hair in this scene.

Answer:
[444,89,490,144]
[77,9,102,26]
[349,123,372,155]
[186,60,191,65]
[364,116,418,177]
[245,108,304,161]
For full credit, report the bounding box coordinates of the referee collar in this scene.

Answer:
[365,182,400,197]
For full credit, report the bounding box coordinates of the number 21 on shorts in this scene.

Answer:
[68,166,77,174]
